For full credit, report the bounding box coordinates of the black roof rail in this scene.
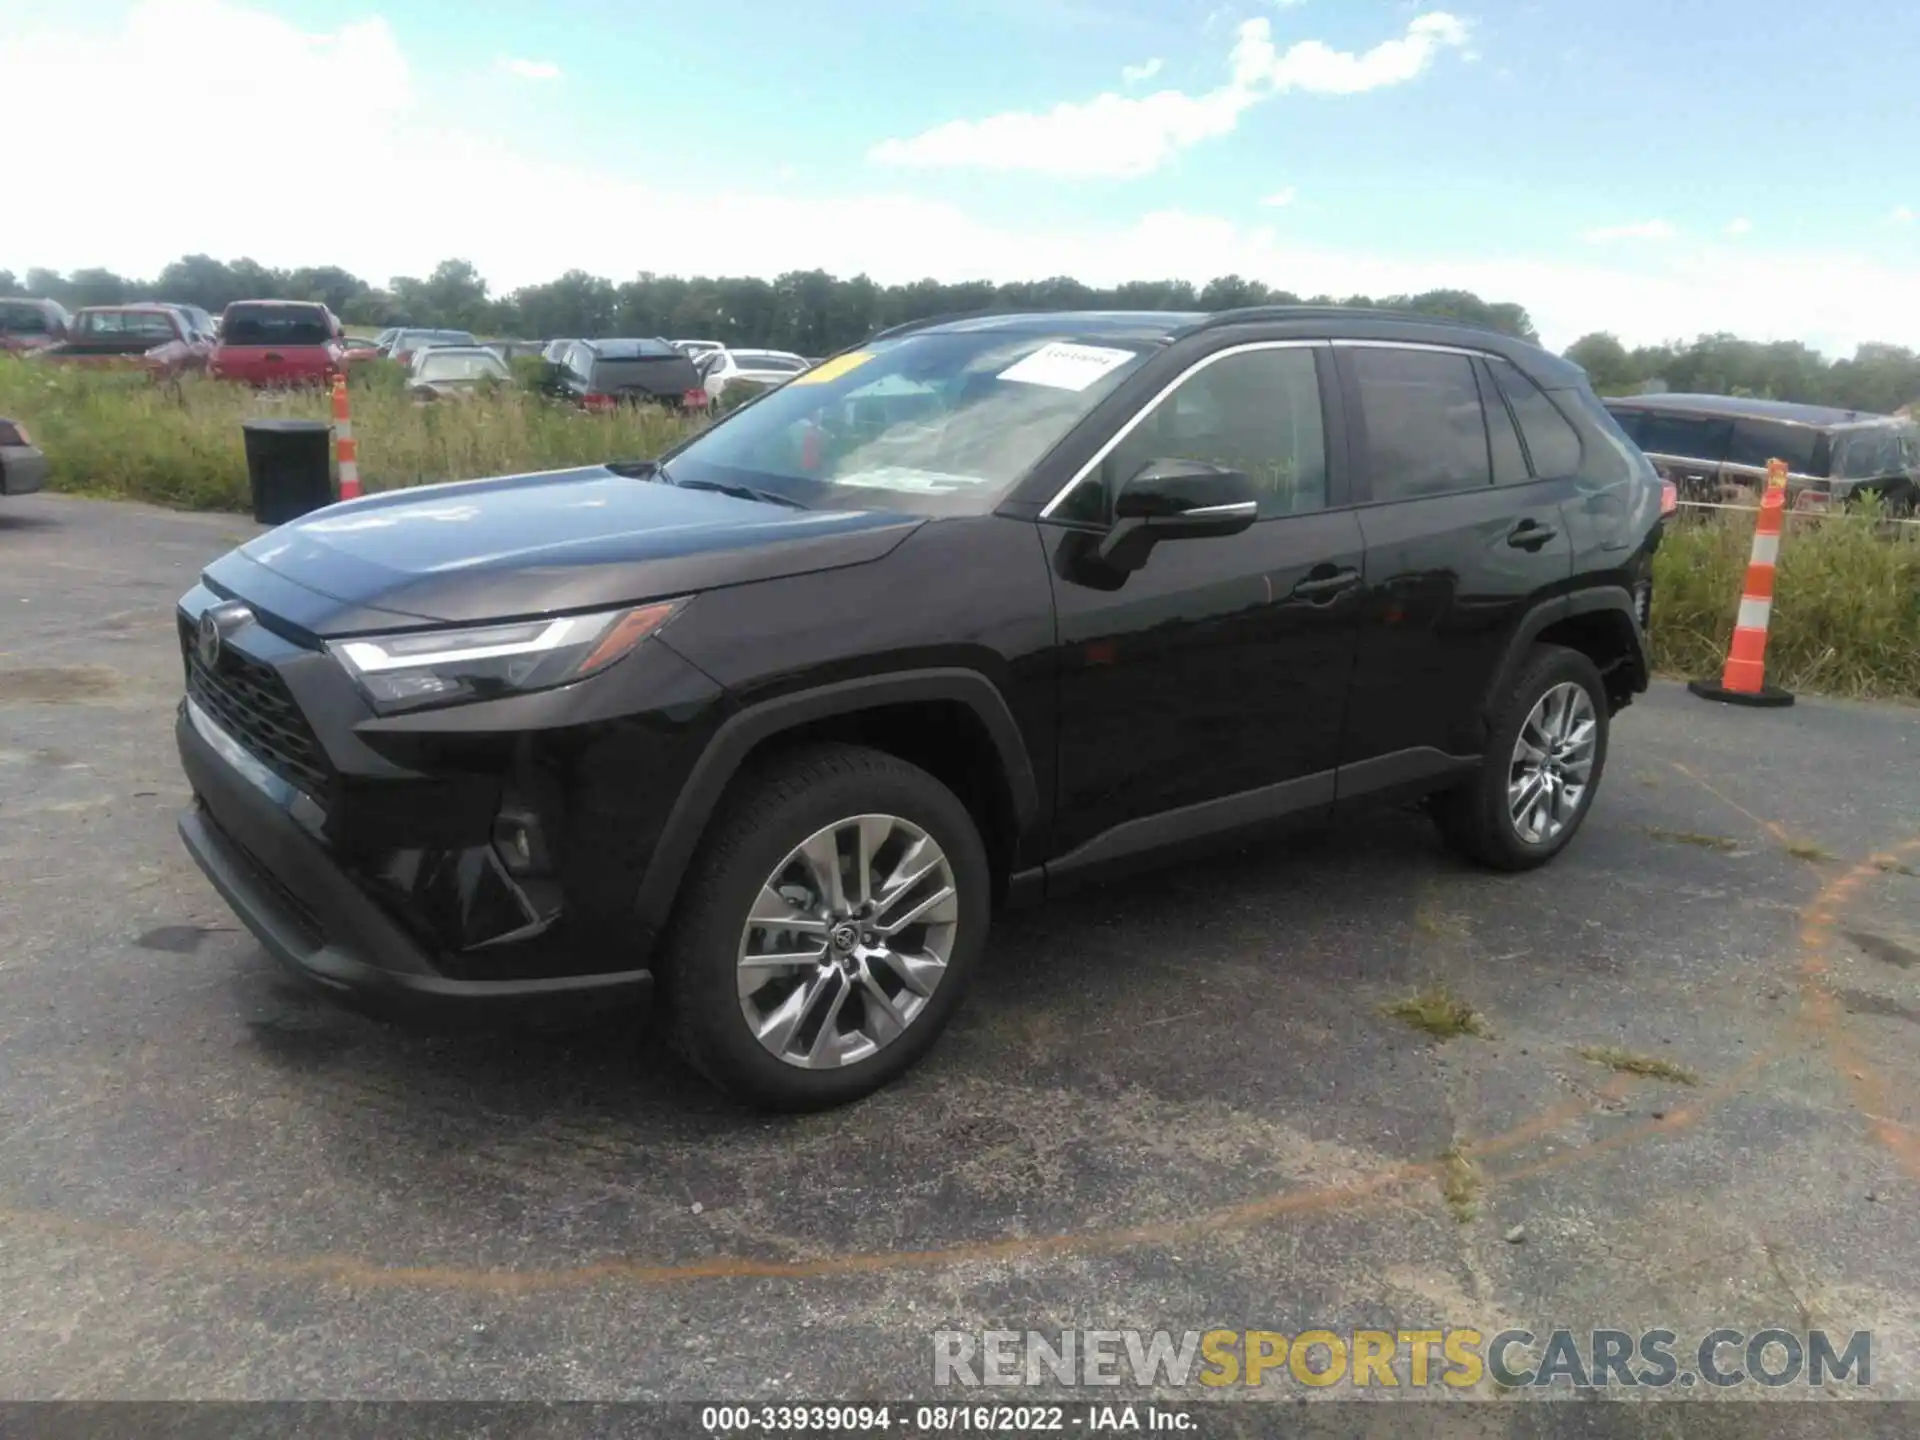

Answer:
[1194,304,1519,339]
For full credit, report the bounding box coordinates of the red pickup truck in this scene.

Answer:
[208,300,347,386]
[34,305,211,377]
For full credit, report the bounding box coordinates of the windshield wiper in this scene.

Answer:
[668,477,809,510]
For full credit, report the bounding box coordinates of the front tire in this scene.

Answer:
[657,743,991,1110]
[1432,645,1610,872]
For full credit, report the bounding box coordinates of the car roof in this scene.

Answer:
[875,307,1585,388]
[1602,392,1895,430]
[223,299,324,309]
[74,303,177,314]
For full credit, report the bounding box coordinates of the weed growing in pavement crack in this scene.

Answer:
[1440,1145,1480,1224]
[1383,986,1489,1041]
[1576,1045,1700,1086]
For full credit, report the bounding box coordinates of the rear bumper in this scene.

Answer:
[175,699,652,1020]
[1,444,48,496]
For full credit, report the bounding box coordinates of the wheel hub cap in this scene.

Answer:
[736,813,960,1070]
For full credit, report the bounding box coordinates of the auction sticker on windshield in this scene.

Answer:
[997,342,1138,391]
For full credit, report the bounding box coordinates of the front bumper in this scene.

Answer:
[176,698,652,1020]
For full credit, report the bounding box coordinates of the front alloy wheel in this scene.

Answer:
[738,814,959,1069]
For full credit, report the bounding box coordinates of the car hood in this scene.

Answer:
[208,464,924,636]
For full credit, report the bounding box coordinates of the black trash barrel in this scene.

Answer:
[241,419,335,525]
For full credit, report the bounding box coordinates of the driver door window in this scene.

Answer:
[1078,347,1329,522]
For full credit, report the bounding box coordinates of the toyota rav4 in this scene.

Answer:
[173,308,1661,1110]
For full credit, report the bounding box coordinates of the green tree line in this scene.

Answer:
[5,255,1916,414]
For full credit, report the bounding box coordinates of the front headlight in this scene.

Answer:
[329,598,685,712]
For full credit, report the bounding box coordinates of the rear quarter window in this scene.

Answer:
[1635,412,1733,465]
[1726,418,1821,475]
[1487,358,1582,479]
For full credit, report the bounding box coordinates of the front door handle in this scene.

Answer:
[1290,567,1361,601]
[1507,520,1559,551]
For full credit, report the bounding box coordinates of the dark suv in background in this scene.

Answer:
[1605,393,1919,511]
[173,308,1660,1109]
[539,338,711,413]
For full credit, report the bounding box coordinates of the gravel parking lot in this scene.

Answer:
[1,493,1917,1408]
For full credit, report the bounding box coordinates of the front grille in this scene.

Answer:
[180,617,331,798]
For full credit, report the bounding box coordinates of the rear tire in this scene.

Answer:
[656,743,990,1111]
[1432,645,1610,872]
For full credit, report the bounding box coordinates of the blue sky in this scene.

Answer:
[5,0,1919,351]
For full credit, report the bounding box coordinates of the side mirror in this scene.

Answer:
[1096,459,1258,573]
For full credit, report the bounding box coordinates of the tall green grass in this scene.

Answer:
[4,357,1916,698]
[1650,505,1920,699]
[0,358,702,510]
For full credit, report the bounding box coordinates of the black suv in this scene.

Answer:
[174,308,1660,1109]
[1604,393,1919,512]
[538,338,711,413]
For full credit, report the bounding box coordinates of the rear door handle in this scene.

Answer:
[1290,567,1361,601]
[1507,520,1559,551]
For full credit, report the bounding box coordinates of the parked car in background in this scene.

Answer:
[160,303,219,343]
[171,307,1658,1108]
[0,419,49,497]
[0,298,70,353]
[673,339,724,363]
[208,301,346,387]
[33,305,211,377]
[483,340,548,363]
[1603,393,1920,511]
[339,336,385,365]
[408,346,512,401]
[540,338,710,412]
[700,347,811,400]
[389,328,477,366]
[541,338,578,363]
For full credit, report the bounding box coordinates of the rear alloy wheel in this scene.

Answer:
[659,744,989,1110]
[1432,644,1610,871]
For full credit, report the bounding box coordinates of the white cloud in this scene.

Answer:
[1583,219,1676,244]
[1891,206,1915,225]
[1120,57,1163,84]
[5,0,1920,360]
[496,56,561,81]
[870,12,1468,177]
[1260,187,1298,207]
[1724,217,1752,236]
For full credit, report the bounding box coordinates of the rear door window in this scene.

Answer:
[1345,346,1490,501]
[1727,418,1821,475]
[1635,412,1733,465]
[1487,358,1582,479]
[1475,360,1529,485]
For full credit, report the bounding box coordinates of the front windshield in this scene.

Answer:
[665,329,1153,514]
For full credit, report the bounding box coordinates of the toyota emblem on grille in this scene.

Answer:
[196,602,253,668]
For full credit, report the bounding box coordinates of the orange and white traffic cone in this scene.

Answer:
[1688,457,1794,708]
[330,373,363,501]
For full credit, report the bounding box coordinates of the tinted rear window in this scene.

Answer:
[1487,358,1582,478]
[1726,418,1822,474]
[592,357,695,390]
[74,310,178,340]
[1633,411,1733,464]
[0,302,52,335]
[222,307,332,345]
[593,338,679,359]
[1347,347,1491,500]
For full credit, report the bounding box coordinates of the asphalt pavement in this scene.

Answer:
[1,493,1917,1415]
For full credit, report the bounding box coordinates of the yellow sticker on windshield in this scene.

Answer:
[790,351,873,386]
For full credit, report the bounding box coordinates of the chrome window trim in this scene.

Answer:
[1641,451,1823,486]
[1330,338,1497,359]
[1036,339,1326,519]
